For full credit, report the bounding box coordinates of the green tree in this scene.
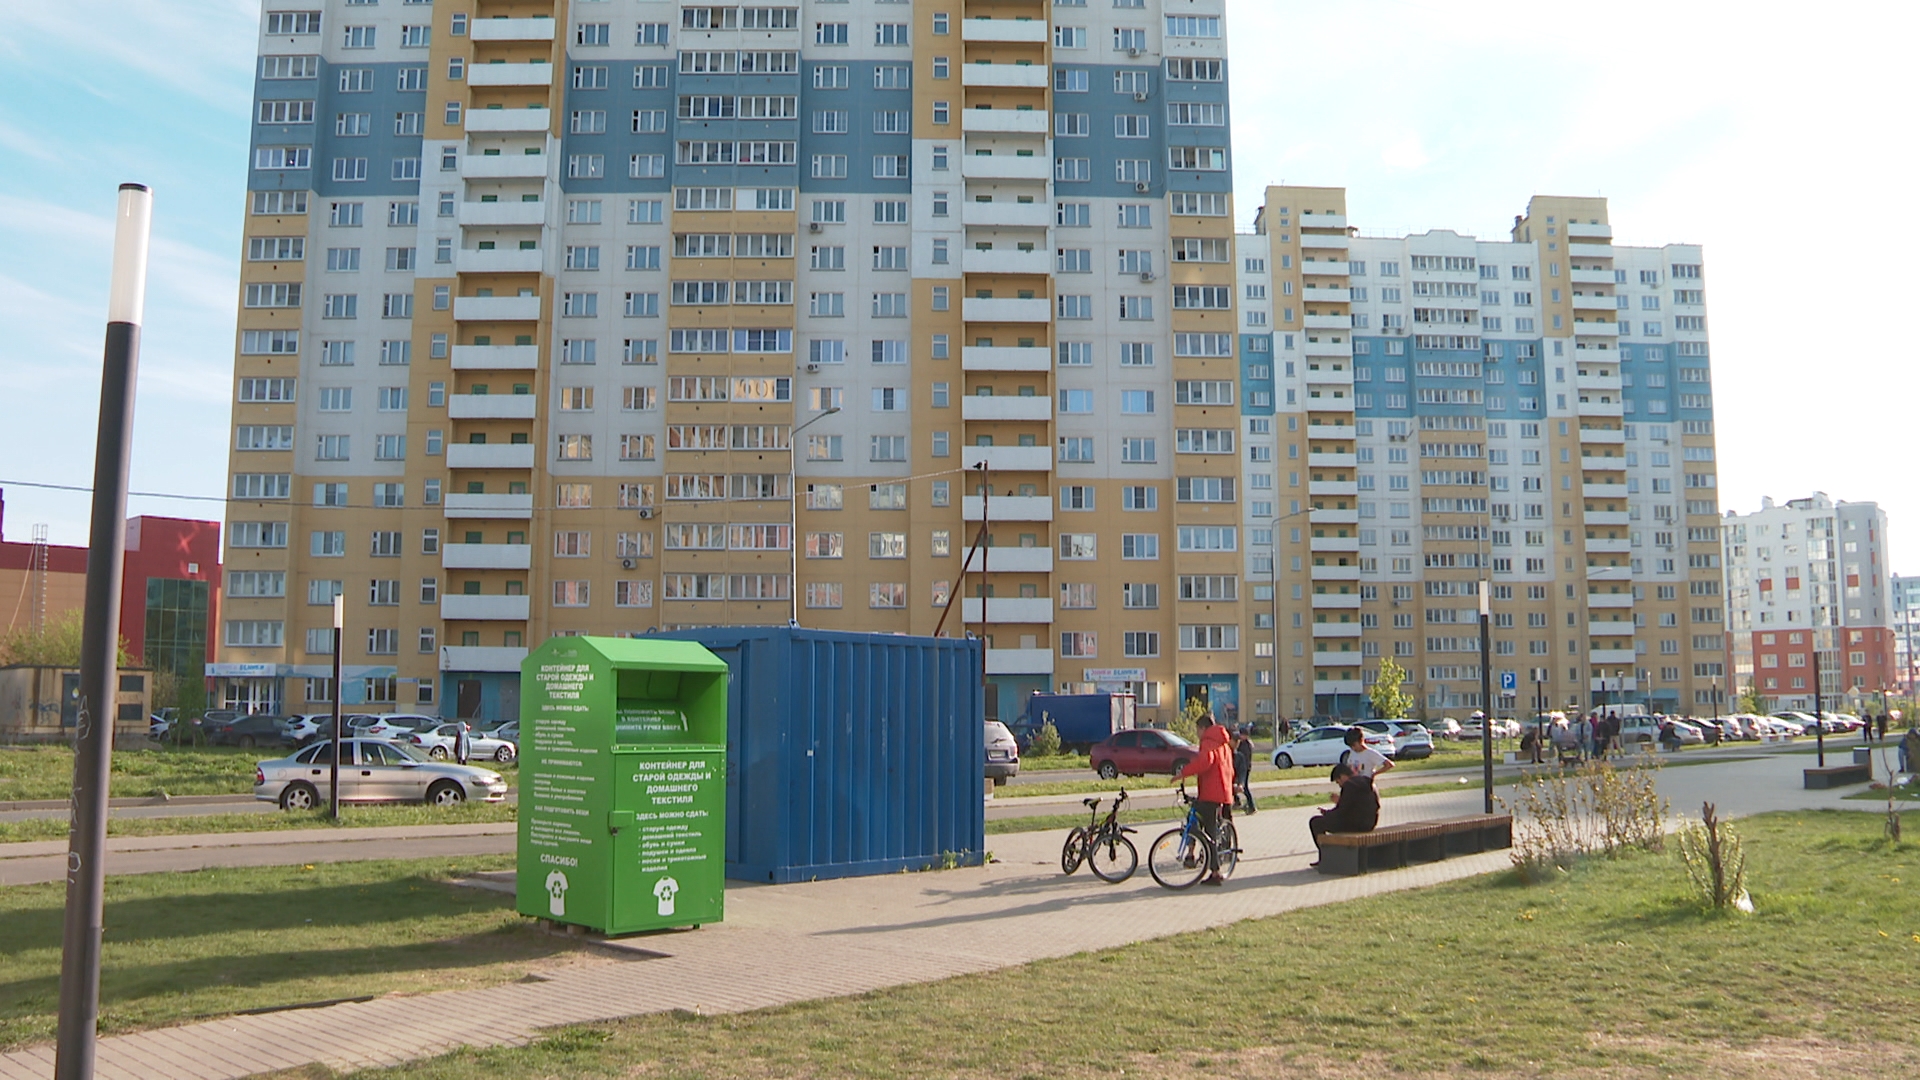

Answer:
[1171,697,1206,742]
[1029,718,1061,758]
[1737,684,1767,716]
[0,610,132,668]
[1368,657,1415,720]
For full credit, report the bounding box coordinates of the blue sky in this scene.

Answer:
[3,1,1917,565]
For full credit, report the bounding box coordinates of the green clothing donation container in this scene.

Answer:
[517,636,728,935]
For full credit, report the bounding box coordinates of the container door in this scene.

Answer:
[609,748,726,931]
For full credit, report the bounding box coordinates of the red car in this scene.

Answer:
[1090,728,1198,779]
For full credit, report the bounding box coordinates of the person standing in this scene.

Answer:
[1174,715,1236,886]
[1901,720,1918,777]
[1232,725,1257,814]
[1877,712,1889,743]
[1340,725,1394,781]
[454,721,472,765]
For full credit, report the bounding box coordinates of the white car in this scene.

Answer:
[404,722,518,763]
[357,713,442,741]
[1272,725,1396,770]
[1777,711,1829,734]
[1755,715,1803,736]
[1426,717,1464,740]
[1824,713,1864,732]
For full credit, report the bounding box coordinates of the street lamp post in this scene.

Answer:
[786,406,840,626]
[1478,582,1493,815]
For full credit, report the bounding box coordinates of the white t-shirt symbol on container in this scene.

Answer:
[545,869,569,917]
[653,875,680,916]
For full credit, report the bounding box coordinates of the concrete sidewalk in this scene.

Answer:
[0,746,1879,1080]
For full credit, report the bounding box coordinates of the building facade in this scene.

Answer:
[220,2,1718,726]
[1722,493,1897,712]
[1892,573,1920,692]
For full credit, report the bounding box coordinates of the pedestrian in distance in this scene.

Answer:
[1340,725,1394,781]
[454,721,472,765]
[1174,714,1236,887]
[1901,719,1918,777]
[1308,762,1380,867]
[1232,725,1257,814]
[1877,712,1889,743]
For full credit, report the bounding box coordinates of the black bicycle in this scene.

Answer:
[1147,786,1240,889]
[1060,790,1139,882]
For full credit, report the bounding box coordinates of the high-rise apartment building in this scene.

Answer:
[1722,493,1896,711]
[218,4,1719,727]
[1890,573,1920,691]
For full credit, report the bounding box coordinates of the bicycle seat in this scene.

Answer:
[1082,797,1099,808]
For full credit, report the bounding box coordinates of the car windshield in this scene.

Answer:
[1161,732,1195,749]
[381,740,432,762]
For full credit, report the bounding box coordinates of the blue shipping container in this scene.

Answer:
[650,627,986,884]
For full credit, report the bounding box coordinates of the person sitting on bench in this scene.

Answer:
[1308,762,1379,867]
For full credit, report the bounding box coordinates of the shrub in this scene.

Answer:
[1502,753,1668,882]
[1030,719,1061,758]
[1676,800,1751,911]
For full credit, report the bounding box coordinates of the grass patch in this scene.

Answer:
[1008,752,1090,772]
[0,745,265,800]
[0,854,580,1050]
[311,812,1920,1079]
[0,802,518,844]
[986,780,1478,834]
[1844,778,1919,802]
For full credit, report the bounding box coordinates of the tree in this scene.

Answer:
[1171,697,1206,742]
[1737,684,1768,716]
[0,610,135,669]
[1368,657,1415,720]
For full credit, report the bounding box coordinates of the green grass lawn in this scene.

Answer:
[0,802,518,844]
[0,855,576,1050]
[0,745,264,800]
[284,812,1919,1080]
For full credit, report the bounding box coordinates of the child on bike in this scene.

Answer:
[1174,714,1236,886]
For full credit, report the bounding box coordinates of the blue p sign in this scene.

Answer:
[1500,671,1518,692]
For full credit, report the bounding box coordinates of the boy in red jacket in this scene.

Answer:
[1175,715,1237,886]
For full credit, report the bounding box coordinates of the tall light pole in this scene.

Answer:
[786,406,840,626]
[1478,580,1493,814]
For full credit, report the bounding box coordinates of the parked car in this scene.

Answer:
[1824,713,1864,732]
[283,713,340,745]
[1355,720,1434,760]
[254,738,509,810]
[406,722,519,763]
[205,713,295,748]
[1271,725,1396,770]
[1756,714,1804,736]
[1090,728,1198,779]
[1458,716,1522,740]
[1426,717,1464,741]
[192,709,243,735]
[1777,711,1829,734]
[149,708,176,741]
[356,713,441,741]
[1659,719,1706,746]
[984,720,1020,784]
[491,721,519,745]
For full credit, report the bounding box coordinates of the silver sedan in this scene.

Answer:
[254,738,509,810]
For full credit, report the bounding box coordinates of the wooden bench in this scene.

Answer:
[1804,764,1871,789]
[1316,813,1512,876]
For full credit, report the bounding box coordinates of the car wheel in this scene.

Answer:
[239,735,257,748]
[279,782,318,812]
[428,746,449,760]
[1168,758,1189,778]
[427,780,466,808]
[1275,753,1294,769]
[1096,761,1119,780]
[494,744,516,763]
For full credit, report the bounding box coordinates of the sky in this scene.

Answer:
[2,1,1917,565]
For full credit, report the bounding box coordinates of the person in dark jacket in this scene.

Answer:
[1232,726,1257,814]
[1308,763,1380,867]
[1175,716,1236,886]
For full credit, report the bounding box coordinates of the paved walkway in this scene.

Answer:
[0,748,1889,1079]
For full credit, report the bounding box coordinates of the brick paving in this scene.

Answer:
[0,747,1873,1079]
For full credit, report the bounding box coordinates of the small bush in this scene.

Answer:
[1503,753,1668,882]
[1030,720,1061,758]
[1676,800,1750,911]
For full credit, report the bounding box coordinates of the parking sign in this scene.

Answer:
[1500,671,1518,692]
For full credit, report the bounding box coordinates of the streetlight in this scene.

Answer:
[786,406,840,626]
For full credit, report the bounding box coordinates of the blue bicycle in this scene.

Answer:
[1147,785,1240,889]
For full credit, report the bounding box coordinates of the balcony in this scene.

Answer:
[1586,592,1635,609]
[1308,480,1359,498]
[1298,213,1348,230]
[440,595,532,621]
[963,597,1053,624]
[1588,621,1635,639]
[985,647,1054,675]
[961,109,1049,135]
[1304,314,1351,331]
[1300,259,1350,277]
[1572,294,1617,311]
[1306,423,1357,440]
[1307,452,1357,469]
[1310,563,1361,581]
[1310,507,1359,525]
[962,395,1052,422]
[963,445,1052,473]
[439,645,530,673]
[1571,268,1615,285]
[1569,243,1614,260]
[1588,676,1639,693]
[963,297,1050,323]
[451,344,539,370]
[1583,510,1630,527]
[980,546,1054,574]
[960,155,1051,182]
[445,443,536,470]
[963,494,1051,521]
[441,543,533,570]
[460,154,549,180]
[453,296,541,322]
[1310,592,1362,609]
[1303,337,1354,357]
[456,248,544,274]
[1311,621,1364,638]
[1584,537,1631,555]
[457,201,546,227]
[961,63,1050,89]
[961,201,1050,229]
[442,493,535,519]
[1313,679,1365,695]
[1590,648,1638,665]
[1578,399,1625,417]
[1299,232,1350,251]
[448,393,538,420]
[962,345,1050,371]
[1308,534,1360,553]
[1304,366,1354,387]
[467,62,556,87]
[1575,373,1621,393]
[1572,321,1620,337]
[1578,426,1626,444]
[961,17,1049,43]
[1582,483,1629,499]
[469,16,556,41]
[1300,286,1351,303]
[962,248,1050,276]
[1312,650,1364,667]
[464,108,551,134]
[1585,564,1632,582]
[1567,222,1613,240]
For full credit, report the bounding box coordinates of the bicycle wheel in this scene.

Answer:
[1148,827,1209,890]
[1060,827,1087,875]
[1087,830,1138,883]
[1216,820,1240,881]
